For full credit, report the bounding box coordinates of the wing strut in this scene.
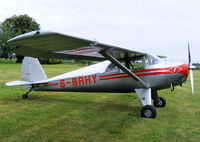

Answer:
[100,50,148,88]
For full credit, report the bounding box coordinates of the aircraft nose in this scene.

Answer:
[178,64,189,80]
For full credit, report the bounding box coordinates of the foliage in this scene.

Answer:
[1,14,40,62]
[0,57,63,64]
[1,15,40,38]
[0,25,13,59]
[193,63,200,70]
[74,59,93,65]
[0,58,16,64]
[39,58,63,64]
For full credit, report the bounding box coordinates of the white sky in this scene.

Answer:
[0,0,200,63]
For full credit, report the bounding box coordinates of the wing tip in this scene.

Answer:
[8,30,57,43]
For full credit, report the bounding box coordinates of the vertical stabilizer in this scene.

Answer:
[21,57,47,82]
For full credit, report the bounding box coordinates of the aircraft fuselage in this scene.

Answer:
[32,61,188,93]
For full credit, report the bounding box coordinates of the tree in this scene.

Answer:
[0,24,13,59]
[1,14,40,62]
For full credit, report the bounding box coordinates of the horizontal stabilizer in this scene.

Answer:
[5,80,48,86]
[5,81,33,86]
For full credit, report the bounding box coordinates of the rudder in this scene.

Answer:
[21,57,47,82]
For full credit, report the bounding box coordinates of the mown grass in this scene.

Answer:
[0,63,199,142]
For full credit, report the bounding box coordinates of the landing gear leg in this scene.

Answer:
[135,88,157,118]
[152,90,166,107]
[22,88,32,99]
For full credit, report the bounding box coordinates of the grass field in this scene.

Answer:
[0,63,199,142]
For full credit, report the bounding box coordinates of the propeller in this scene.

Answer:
[188,42,195,95]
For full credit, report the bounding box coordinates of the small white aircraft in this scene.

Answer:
[6,31,194,118]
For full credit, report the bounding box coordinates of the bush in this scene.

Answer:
[39,58,62,64]
[74,59,92,65]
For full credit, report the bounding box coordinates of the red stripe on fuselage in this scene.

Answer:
[47,83,58,86]
[99,72,171,80]
[99,68,168,78]
[100,72,124,78]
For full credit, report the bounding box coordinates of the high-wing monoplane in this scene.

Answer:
[6,31,194,118]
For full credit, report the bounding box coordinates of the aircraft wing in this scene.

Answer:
[8,31,145,61]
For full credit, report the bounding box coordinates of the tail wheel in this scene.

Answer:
[22,94,28,99]
[141,105,157,118]
[153,97,166,107]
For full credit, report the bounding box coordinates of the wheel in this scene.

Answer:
[141,105,157,118]
[153,97,166,107]
[22,94,28,99]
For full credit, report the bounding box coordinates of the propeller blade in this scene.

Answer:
[188,42,194,95]
[188,42,191,65]
[189,69,194,95]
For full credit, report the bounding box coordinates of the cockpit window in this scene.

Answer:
[144,54,161,66]
[126,54,161,69]
[130,60,145,69]
[105,63,119,72]
[105,53,162,72]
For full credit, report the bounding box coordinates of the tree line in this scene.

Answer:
[0,14,40,63]
[0,14,61,64]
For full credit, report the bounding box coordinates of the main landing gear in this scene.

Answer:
[141,105,157,118]
[135,89,166,118]
[22,88,32,99]
[151,90,166,108]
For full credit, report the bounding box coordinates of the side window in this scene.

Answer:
[105,63,119,72]
[130,59,145,69]
[124,55,146,69]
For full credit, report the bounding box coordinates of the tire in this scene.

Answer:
[153,97,166,107]
[22,94,28,99]
[141,105,157,118]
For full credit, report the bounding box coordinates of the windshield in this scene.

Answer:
[145,54,162,65]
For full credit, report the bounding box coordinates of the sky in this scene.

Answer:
[0,0,200,63]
